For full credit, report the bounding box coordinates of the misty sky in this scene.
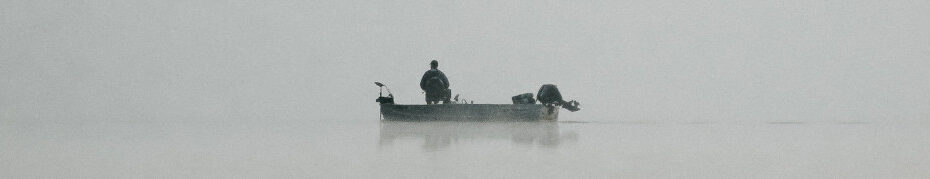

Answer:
[2,0,929,122]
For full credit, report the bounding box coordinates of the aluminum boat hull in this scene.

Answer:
[379,104,559,121]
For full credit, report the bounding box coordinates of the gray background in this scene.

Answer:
[2,1,930,178]
[3,0,928,123]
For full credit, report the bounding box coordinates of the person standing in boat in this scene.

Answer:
[420,60,451,104]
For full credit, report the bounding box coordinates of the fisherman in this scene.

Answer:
[420,60,451,104]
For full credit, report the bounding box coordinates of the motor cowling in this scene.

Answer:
[536,84,563,105]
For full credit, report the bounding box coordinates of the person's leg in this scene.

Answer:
[426,93,440,105]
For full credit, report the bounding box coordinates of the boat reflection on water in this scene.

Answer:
[379,121,578,151]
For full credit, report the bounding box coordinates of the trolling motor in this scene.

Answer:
[375,82,394,104]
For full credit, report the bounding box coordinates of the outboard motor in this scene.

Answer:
[562,100,581,112]
[537,84,563,105]
[537,84,581,112]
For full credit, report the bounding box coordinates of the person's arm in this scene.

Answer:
[439,71,450,89]
[420,72,429,90]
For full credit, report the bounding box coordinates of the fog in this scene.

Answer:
[2,0,930,178]
[3,0,929,122]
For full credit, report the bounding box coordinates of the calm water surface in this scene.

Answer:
[3,119,929,178]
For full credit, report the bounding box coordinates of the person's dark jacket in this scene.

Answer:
[420,69,449,92]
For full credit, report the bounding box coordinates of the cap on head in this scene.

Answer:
[430,60,438,68]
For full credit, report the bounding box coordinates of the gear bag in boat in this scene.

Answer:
[512,93,536,104]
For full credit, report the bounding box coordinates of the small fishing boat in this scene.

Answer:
[379,103,559,121]
[375,82,579,121]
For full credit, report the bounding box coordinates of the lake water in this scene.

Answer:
[3,118,929,178]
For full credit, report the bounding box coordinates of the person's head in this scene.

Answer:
[430,60,439,69]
